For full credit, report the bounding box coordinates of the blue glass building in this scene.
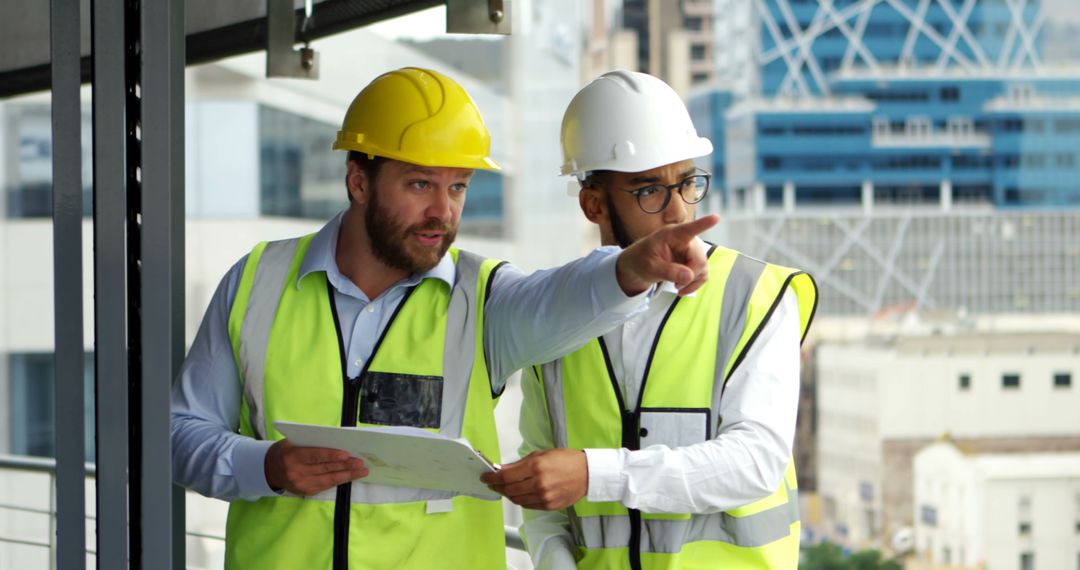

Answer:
[693,0,1080,209]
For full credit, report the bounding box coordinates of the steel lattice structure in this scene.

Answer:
[741,0,1046,97]
[707,207,1080,316]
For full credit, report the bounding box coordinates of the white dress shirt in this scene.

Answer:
[518,287,801,569]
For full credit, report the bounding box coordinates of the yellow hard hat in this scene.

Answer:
[332,67,500,171]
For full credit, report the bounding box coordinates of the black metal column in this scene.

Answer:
[140,0,185,566]
[91,0,131,565]
[50,0,86,566]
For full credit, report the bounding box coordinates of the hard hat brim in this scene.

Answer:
[560,137,712,177]
[333,139,501,172]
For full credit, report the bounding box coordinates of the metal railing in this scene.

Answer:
[0,453,97,567]
[0,454,525,567]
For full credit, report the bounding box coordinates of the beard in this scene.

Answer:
[365,187,457,274]
[605,192,635,248]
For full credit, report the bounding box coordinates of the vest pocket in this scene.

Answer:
[359,372,443,428]
[637,408,710,449]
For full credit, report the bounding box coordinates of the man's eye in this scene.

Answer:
[450,183,469,194]
[410,180,430,190]
[636,186,662,197]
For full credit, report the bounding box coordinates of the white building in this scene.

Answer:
[913,441,1080,570]
[813,314,1080,551]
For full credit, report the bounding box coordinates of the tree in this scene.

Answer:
[801,542,903,570]
[801,541,847,570]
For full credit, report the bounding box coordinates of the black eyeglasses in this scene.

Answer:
[622,169,711,214]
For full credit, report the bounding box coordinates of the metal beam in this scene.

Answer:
[92,0,130,566]
[50,0,87,567]
[0,0,444,98]
[140,0,185,567]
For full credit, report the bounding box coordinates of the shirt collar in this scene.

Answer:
[297,209,457,298]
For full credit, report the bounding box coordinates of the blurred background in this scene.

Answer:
[1,0,1079,568]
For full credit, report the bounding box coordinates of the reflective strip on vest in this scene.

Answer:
[711,254,764,429]
[573,486,800,552]
[238,238,300,440]
[436,249,483,440]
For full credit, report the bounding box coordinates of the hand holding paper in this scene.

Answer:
[481,448,588,510]
[274,420,500,500]
[264,439,369,496]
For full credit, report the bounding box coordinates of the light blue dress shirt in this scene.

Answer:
[171,211,647,501]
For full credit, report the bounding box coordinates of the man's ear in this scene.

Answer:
[579,187,608,225]
[346,161,369,205]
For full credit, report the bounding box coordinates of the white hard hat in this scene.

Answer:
[560,70,713,178]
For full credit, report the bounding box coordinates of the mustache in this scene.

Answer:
[410,220,454,233]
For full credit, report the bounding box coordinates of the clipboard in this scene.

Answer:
[273,420,500,500]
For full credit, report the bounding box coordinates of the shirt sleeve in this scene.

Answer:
[583,291,801,514]
[170,255,278,501]
[484,246,650,387]
[517,365,578,569]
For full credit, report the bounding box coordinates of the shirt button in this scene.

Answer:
[366,305,375,313]
[354,359,363,367]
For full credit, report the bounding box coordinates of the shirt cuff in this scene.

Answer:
[536,536,579,570]
[594,247,652,313]
[233,438,278,500]
[584,447,625,503]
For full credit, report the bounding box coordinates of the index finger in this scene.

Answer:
[669,214,719,240]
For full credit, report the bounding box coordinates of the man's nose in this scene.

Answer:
[662,186,689,221]
[425,188,452,222]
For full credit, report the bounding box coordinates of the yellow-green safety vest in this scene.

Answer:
[225,235,507,569]
[531,245,817,569]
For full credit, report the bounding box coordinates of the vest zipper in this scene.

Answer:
[326,279,416,570]
[600,294,682,570]
[333,374,361,570]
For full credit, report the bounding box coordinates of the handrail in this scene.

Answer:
[0,455,528,560]
[0,453,96,475]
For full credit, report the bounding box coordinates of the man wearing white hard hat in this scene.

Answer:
[483,70,818,569]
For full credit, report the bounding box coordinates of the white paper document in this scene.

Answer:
[273,420,499,500]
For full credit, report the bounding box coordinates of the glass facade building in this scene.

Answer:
[696,0,1080,209]
[692,0,1080,316]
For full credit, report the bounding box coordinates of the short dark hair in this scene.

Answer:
[346,151,387,201]
[581,170,613,189]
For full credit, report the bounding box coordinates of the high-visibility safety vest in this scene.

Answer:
[532,246,817,570]
[224,235,507,570]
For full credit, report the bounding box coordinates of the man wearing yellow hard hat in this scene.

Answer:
[484,70,818,569]
[171,67,719,569]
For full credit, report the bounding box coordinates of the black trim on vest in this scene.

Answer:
[597,338,628,414]
[799,272,819,344]
[327,278,417,570]
[622,295,681,570]
[484,261,508,309]
[625,245,718,570]
[487,261,509,399]
[721,270,813,409]
[634,296,682,415]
